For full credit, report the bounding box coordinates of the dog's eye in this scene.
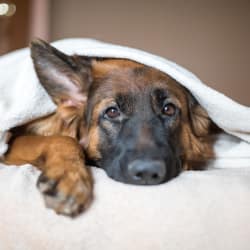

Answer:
[105,107,120,119]
[162,103,176,116]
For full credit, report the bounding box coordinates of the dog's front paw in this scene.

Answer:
[37,168,93,217]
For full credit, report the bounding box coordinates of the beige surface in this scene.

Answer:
[1,164,250,250]
[50,0,250,105]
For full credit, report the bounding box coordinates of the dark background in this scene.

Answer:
[1,0,249,105]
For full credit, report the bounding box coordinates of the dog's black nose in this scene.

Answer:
[127,160,166,185]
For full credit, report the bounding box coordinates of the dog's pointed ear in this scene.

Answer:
[30,39,92,107]
[188,94,211,137]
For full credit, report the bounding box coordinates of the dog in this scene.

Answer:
[3,39,217,216]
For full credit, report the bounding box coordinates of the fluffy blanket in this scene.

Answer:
[0,39,250,250]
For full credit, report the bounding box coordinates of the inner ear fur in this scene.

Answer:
[29,39,95,142]
[30,38,93,107]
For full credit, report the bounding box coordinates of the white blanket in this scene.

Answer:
[0,39,250,250]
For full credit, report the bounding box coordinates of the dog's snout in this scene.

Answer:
[127,160,166,185]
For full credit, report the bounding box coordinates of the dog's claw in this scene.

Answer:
[37,170,92,217]
[37,174,58,193]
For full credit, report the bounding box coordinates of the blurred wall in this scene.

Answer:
[51,0,250,105]
[0,0,50,55]
[0,0,31,54]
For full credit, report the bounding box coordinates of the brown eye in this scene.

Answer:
[105,107,120,119]
[162,103,176,116]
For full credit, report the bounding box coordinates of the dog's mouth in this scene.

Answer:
[87,155,182,185]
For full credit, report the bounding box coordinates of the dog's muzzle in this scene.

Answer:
[127,159,166,185]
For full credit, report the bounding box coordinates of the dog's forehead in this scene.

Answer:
[91,59,187,99]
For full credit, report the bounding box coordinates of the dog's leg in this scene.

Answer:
[4,135,93,216]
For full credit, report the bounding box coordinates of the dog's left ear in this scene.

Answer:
[30,39,92,108]
[188,94,211,137]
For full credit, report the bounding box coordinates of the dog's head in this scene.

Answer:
[30,40,214,185]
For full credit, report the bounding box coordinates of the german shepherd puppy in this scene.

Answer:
[3,40,215,216]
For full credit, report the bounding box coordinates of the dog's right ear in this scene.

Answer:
[187,93,211,137]
[30,39,92,108]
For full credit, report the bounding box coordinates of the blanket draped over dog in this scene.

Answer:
[0,39,250,250]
